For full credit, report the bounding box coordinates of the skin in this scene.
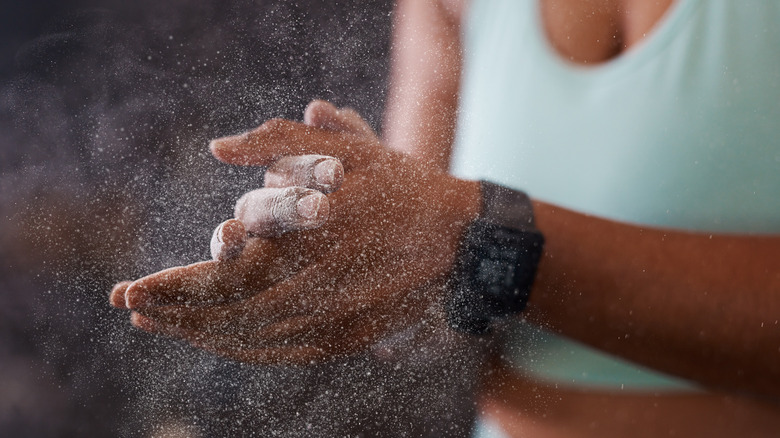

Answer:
[387,0,780,393]
[386,0,780,435]
[111,0,780,435]
[111,101,481,362]
[210,219,247,261]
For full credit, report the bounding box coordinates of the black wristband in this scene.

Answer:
[446,181,544,334]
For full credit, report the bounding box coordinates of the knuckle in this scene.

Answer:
[261,118,290,135]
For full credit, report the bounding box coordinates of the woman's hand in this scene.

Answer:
[110,100,481,364]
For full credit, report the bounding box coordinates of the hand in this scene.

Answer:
[111,100,481,364]
[209,153,344,260]
[110,151,345,307]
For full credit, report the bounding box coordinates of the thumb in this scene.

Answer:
[209,118,376,170]
[303,100,375,137]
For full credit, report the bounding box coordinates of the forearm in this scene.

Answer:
[526,201,780,397]
[384,0,463,171]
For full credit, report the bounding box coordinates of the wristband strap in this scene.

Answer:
[447,181,544,334]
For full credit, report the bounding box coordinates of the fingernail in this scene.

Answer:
[209,133,248,161]
[214,221,227,242]
[125,282,152,309]
[210,222,228,260]
[211,219,246,261]
[124,282,141,309]
[109,281,132,309]
[314,159,340,187]
[296,193,324,220]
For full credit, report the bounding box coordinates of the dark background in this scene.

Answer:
[0,1,407,436]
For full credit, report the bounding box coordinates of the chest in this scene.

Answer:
[455,0,780,231]
[539,0,675,64]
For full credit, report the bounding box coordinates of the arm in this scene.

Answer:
[112,0,780,400]
[385,0,780,397]
[383,0,465,170]
[112,102,780,399]
[529,203,780,397]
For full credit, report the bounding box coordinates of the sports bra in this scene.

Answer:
[452,0,780,390]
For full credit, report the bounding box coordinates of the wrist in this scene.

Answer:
[432,173,483,227]
[446,181,545,334]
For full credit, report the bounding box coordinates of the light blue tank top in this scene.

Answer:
[452,0,780,390]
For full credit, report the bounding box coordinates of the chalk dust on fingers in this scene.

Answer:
[210,219,247,261]
[235,187,329,237]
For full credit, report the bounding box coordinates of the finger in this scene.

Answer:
[235,312,376,354]
[210,219,247,261]
[136,292,425,362]
[131,311,163,332]
[136,230,421,342]
[133,238,363,334]
[198,344,330,366]
[125,236,290,308]
[124,261,222,308]
[234,186,329,237]
[209,118,376,169]
[132,311,325,365]
[131,311,226,346]
[131,313,275,360]
[125,221,328,310]
[242,257,438,349]
[135,311,354,353]
[241,226,391,324]
[303,100,375,137]
[109,281,132,309]
[264,155,344,194]
[132,312,281,354]
[231,305,414,360]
